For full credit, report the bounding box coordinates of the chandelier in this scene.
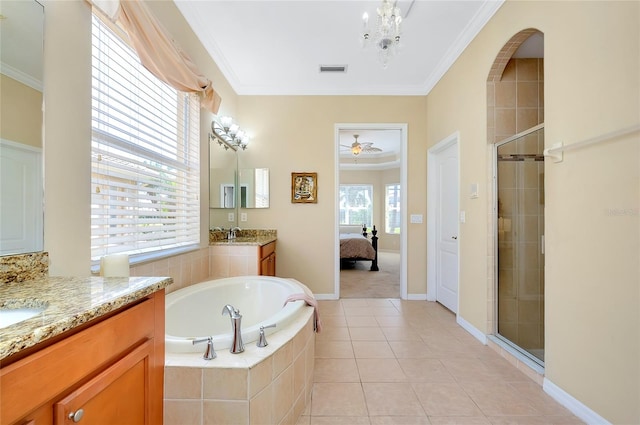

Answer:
[210,116,250,151]
[362,0,403,68]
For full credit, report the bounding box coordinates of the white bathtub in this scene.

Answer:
[165,276,306,353]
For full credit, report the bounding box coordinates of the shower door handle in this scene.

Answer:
[452,236,457,240]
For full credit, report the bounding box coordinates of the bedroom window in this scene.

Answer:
[339,184,373,227]
[90,15,200,266]
[385,183,401,234]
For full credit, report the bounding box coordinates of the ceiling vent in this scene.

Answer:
[319,65,347,73]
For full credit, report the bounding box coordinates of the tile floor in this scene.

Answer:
[296,299,584,425]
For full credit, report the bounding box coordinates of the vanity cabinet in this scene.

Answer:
[259,241,276,276]
[0,290,165,425]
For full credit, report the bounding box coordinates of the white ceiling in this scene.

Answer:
[175,0,505,167]
[174,0,505,96]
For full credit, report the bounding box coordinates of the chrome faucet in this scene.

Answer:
[192,336,216,360]
[228,226,241,240]
[222,304,244,353]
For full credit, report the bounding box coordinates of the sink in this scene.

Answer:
[0,299,48,329]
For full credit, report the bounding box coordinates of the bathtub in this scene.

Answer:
[165,276,306,353]
[164,276,316,424]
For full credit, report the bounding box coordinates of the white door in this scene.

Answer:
[0,140,43,255]
[435,142,459,312]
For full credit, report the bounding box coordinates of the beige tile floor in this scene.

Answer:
[297,299,584,425]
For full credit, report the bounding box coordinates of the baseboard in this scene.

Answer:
[407,293,427,301]
[456,315,487,345]
[543,378,611,425]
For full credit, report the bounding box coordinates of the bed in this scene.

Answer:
[339,224,379,271]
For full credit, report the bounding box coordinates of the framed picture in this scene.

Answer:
[291,172,318,203]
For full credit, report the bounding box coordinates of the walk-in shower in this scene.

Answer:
[495,124,545,364]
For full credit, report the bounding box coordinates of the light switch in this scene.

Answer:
[410,214,423,224]
[460,211,466,223]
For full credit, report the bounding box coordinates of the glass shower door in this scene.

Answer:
[496,126,545,364]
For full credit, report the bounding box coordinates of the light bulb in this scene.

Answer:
[220,116,233,129]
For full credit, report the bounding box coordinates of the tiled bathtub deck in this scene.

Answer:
[300,299,583,425]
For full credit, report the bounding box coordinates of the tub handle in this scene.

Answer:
[193,337,216,360]
[257,324,277,348]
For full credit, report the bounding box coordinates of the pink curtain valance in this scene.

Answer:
[91,0,222,114]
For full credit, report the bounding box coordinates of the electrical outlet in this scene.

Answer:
[410,214,423,224]
[240,213,247,222]
[228,212,234,222]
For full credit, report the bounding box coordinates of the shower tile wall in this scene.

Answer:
[491,58,545,358]
[488,58,544,145]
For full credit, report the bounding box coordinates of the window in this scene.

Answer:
[385,184,401,234]
[339,185,373,227]
[90,15,200,264]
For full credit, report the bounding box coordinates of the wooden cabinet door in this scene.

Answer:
[54,340,152,425]
[260,252,276,276]
[259,242,276,276]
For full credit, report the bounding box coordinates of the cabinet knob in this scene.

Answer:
[68,409,84,423]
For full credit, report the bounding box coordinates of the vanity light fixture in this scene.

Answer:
[210,116,250,151]
[361,0,403,68]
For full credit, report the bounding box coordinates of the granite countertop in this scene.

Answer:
[209,235,277,246]
[0,275,172,361]
[209,229,277,247]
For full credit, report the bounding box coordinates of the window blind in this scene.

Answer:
[91,14,200,264]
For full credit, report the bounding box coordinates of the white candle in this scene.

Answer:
[100,254,130,277]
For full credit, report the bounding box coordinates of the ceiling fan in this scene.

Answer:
[341,134,383,156]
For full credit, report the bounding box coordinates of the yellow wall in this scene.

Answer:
[426,1,639,422]
[40,0,638,422]
[235,95,427,295]
[0,75,42,148]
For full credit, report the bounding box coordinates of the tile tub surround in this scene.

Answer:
[0,275,173,360]
[0,252,49,285]
[164,306,315,425]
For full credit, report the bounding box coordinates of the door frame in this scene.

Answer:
[334,123,408,299]
[426,132,460,306]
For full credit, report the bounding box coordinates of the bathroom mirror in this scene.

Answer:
[0,0,45,256]
[210,166,236,209]
[209,142,237,209]
[209,138,270,228]
[238,168,270,208]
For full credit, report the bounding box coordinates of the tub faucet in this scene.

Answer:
[192,337,216,360]
[222,304,244,353]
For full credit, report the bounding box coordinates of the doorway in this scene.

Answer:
[334,123,408,299]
